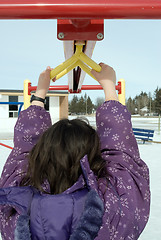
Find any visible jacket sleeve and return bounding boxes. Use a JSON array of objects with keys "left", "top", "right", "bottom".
[
  {"left": 96, "top": 100, "right": 149, "bottom": 182},
  {"left": 96, "top": 100, "right": 150, "bottom": 237},
  {"left": 0, "top": 106, "right": 52, "bottom": 240},
  {"left": 0, "top": 105, "right": 52, "bottom": 188}
]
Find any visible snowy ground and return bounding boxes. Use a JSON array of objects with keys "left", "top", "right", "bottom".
[{"left": 0, "top": 117, "right": 161, "bottom": 240}]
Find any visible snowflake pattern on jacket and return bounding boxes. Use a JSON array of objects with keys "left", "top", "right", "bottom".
[{"left": 0, "top": 101, "right": 150, "bottom": 240}]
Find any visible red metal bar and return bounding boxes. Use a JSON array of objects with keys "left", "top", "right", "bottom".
[
  {"left": 29, "top": 85, "right": 69, "bottom": 92},
  {"left": 29, "top": 84, "right": 120, "bottom": 92},
  {"left": 80, "top": 85, "right": 103, "bottom": 90},
  {"left": 0, "top": 0, "right": 161, "bottom": 19},
  {"left": 0, "top": 143, "right": 13, "bottom": 150}
]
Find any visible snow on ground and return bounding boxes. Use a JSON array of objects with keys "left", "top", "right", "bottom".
[{"left": 0, "top": 117, "right": 161, "bottom": 239}]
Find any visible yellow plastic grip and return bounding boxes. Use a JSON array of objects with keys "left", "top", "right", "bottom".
[{"left": 50, "top": 43, "right": 101, "bottom": 81}]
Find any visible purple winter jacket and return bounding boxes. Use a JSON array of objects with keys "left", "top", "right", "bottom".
[{"left": 0, "top": 100, "right": 150, "bottom": 240}]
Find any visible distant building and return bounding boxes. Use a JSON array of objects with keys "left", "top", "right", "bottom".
[
  {"left": 0, "top": 90, "right": 68, "bottom": 133},
  {"left": 140, "top": 106, "right": 148, "bottom": 116}
]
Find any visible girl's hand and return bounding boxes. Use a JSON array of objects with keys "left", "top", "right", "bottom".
[
  {"left": 91, "top": 63, "right": 118, "bottom": 102},
  {"left": 32, "top": 66, "right": 53, "bottom": 107},
  {"left": 35, "top": 66, "right": 53, "bottom": 98}
]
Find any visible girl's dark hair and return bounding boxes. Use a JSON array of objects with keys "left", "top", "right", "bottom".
[{"left": 21, "top": 118, "right": 107, "bottom": 194}]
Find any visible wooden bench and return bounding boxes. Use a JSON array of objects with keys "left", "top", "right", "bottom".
[{"left": 132, "top": 128, "right": 154, "bottom": 143}]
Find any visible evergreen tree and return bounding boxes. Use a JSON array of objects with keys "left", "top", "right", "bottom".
[
  {"left": 69, "top": 95, "right": 79, "bottom": 114},
  {"left": 77, "top": 96, "right": 86, "bottom": 114},
  {"left": 126, "top": 97, "right": 135, "bottom": 114},
  {"left": 154, "top": 87, "right": 161, "bottom": 115},
  {"left": 69, "top": 94, "right": 94, "bottom": 115},
  {"left": 87, "top": 96, "right": 94, "bottom": 114}
]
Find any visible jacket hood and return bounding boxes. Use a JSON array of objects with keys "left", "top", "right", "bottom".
[{"left": 0, "top": 155, "right": 104, "bottom": 240}]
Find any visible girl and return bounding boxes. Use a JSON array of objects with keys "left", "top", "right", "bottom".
[{"left": 0, "top": 63, "right": 150, "bottom": 240}]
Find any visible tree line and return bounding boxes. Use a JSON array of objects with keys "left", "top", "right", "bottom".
[
  {"left": 69, "top": 87, "right": 161, "bottom": 116},
  {"left": 69, "top": 94, "right": 94, "bottom": 114},
  {"left": 126, "top": 87, "right": 161, "bottom": 115}
]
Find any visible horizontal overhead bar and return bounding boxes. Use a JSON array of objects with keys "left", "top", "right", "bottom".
[
  {"left": 29, "top": 85, "right": 103, "bottom": 92},
  {"left": 28, "top": 84, "right": 121, "bottom": 91},
  {"left": 0, "top": 0, "right": 161, "bottom": 19}
]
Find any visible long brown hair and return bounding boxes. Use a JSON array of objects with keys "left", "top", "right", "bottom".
[{"left": 21, "top": 118, "right": 107, "bottom": 194}]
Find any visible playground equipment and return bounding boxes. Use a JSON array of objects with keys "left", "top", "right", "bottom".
[
  {"left": 0, "top": 102, "right": 24, "bottom": 116},
  {"left": 0, "top": 1, "right": 161, "bottom": 19},
  {"left": 24, "top": 78, "right": 125, "bottom": 109},
  {"left": 0, "top": 1, "right": 161, "bottom": 108},
  {"left": 50, "top": 41, "right": 101, "bottom": 81}
]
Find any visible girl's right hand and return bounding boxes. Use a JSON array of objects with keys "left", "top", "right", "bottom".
[
  {"left": 35, "top": 66, "right": 53, "bottom": 99},
  {"left": 31, "top": 66, "right": 53, "bottom": 107},
  {"left": 91, "top": 63, "right": 118, "bottom": 102}
]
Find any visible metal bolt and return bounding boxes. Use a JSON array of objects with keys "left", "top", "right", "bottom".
[
  {"left": 97, "top": 33, "right": 104, "bottom": 40},
  {"left": 58, "top": 32, "right": 65, "bottom": 39}
]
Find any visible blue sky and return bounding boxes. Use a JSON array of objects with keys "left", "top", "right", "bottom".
[{"left": 0, "top": 19, "right": 161, "bottom": 103}]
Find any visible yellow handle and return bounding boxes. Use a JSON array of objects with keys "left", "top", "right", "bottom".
[
  {"left": 50, "top": 43, "right": 101, "bottom": 81},
  {"left": 78, "top": 60, "right": 96, "bottom": 80},
  {"left": 50, "top": 55, "right": 77, "bottom": 80},
  {"left": 56, "top": 61, "right": 79, "bottom": 80},
  {"left": 79, "top": 52, "right": 101, "bottom": 72}
]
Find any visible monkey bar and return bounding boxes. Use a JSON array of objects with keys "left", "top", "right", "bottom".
[
  {"left": 0, "top": 0, "right": 161, "bottom": 19},
  {"left": 28, "top": 84, "right": 121, "bottom": 92},
  {"left": 1, "top": 0, "right": 159, "bottom": 104},
  {"left": 24, "top": 78, "right": 125, "bottom": 109}
]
